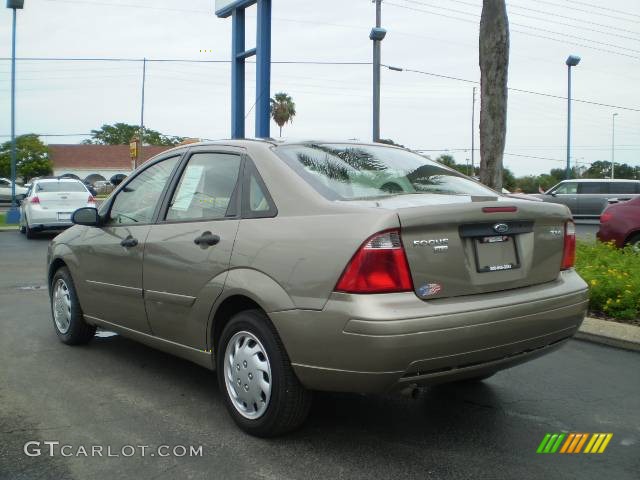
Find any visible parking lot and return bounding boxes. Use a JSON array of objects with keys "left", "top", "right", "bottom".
[{"left": 1, "top": 230, "right": 638, "bottom": 480}]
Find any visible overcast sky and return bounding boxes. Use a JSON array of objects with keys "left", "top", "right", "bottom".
[{"left": 1, "top": 0, "right": 639, "bottom": 176}]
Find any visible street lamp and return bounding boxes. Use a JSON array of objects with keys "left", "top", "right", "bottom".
[
  {"left": 6, "top": 0, "right": 24, "bottom": 224},
  {"left": 611, "top": 113, "right": 618, "bottom": 179},
  {"left": 565, "top": 54, "right": 581, "bottom": 180},
  {"left": 370, "top": 0, "right": 386, "bottom": 142}
]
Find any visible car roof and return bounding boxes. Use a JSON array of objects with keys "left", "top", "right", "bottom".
[
  {"left": 560, "top": 178, "right": 640, "bottom": 183},
  {"left": 35, "top": 178, "right": 83, "bottom": 183},
  {"left": 155, "top": 138, "right": 406, "bottom": 154}
]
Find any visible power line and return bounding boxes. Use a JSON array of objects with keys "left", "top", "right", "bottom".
[
  {"left": 439, "top": 0, "right": 640, "bottom": 42},
  {"left": 0, "top": 56, "right": 638, "bottom": 112},
  {"left": 563, "top": 0, "right": 640, "bottom": 20},
  {"left": 516, "top": 0, "right": 640, "bottom": 24},
  {"left": 389, "top": 1, "right": 640, "bottom": 58},
  {"left": 392, "top": 66, "right": 640, "bottom": 112}
]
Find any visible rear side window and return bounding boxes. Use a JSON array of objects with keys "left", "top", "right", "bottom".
[
  {"left": 579, "top": 182, "right": 608, "bottom": 194},
  {"left": 612, "top": 182, "right": 638, "bottom": 194},
  {"left": 241, "top": 160, "right": 277, "bottom": 218},
  {"left": 36, "top": 182, "right": 86, "bottom": 193},
  {"left": 166, "top": 152, "right": 241, "bottom": 221}
]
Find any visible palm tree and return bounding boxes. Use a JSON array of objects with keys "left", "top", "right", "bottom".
[
  {"left": 270, "top": 92, "right": 296, "bottom": 137},
  {"left": 479, "top": 0, "right": 509, "bottom": 190}
]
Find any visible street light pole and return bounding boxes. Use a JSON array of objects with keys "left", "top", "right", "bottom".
[
  {"left": 611, "top": 113, "right": 618, "bottom": 179},
  {"left": 471, "top": 86, "right": 476, "bottom": 176},
  {"left": 138, "top": 57, "right": 146, "bottom": 170},
  {"left": 565, "top": 55, "right": 581, "bottom": 181},
  {"left": 370, "top": 0, "right": 386, "bottom": 142},
  {"left": 6, "top": 0, "right": 25, "bottom": 224}
]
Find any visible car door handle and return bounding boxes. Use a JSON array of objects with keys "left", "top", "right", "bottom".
[
  {"left": 120, "top": 236, "right": 138, "bottom": 248},
  {"left": 194, "top": 231, "right": 220, "bottom": 247}
]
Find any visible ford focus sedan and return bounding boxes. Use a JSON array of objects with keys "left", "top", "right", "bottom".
[{"left": 47, "top": 140, "right": 588, "bottom": 436}]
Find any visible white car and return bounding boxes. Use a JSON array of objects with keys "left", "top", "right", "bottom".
[
  {"left": 20, "top": 178, "right": 96, "bottom": 238},
  {"left": 0, "top": 177, "right": 28, "bottom": 202}
]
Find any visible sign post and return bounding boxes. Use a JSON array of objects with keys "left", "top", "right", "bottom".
[{"left": 216, "top": 0, "right": 271, "bottom": 139}]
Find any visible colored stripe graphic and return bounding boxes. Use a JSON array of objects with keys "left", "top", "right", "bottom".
[{"left": 537, "top": 433, "right": 613, "bottom": 454}]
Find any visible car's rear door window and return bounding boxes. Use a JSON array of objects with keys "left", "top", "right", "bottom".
[
  {"left": 165, "top": 152, "right": 242, "bottom": 221},
  {"left": 579, "top": 182, "right": 608, "bottom": 194},
  {"left": 612, "top": 182, "right": 638, "bottom": 194}
]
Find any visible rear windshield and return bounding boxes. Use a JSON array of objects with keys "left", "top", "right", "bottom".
[
  {"left": 36, "top": 181, "right": 87, "bottom": 193},
  {"left": 274, "top": 143, "right": 496, "bottom": 200}
]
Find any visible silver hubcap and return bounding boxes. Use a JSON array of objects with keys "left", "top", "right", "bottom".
[
  {"left": 52, "top": 279, "right": 72, "bottom": 334},
  {"left": 632, "top": 241, "right": 640, "bottom": 253},
  {"left": 223, "top": 331, "right": 272, "bottom": 419}
]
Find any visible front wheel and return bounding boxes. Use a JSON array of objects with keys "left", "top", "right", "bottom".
[
  {"left": 50, "top": 267, "right": 96, "bottom": 345},
  {"left": 217, "top": 309, "right": 311, "bottom": 437}
]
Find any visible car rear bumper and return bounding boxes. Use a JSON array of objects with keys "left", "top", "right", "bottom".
[{"left": 271, "top": 269, "right": 588, "bottom": 393}]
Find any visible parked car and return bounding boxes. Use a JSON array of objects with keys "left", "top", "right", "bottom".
[
  {"left": 535, "top": 179, "right": 640, "bottom": 218},
  {"left": 0, "top": 177, "right": 28, "bottom": 202},
  {"left": 597, "top": 197, "right": 640, "bottom": 252},
  {"left": 47, "top": 140, "right": 588, "bottom": 436},
  {"left": 20, "top": 178, "right": 96, "bottom": 238},
  {"left": 94, "top": 180, "right": 115, "bottom": 196}
]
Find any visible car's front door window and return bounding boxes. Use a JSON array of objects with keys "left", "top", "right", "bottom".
[
  {"left": 553, "top": 183, "right": 577, "bottom": 195},
  {"left": 107, "top": 156, "right": 180, "bottom": 225}
]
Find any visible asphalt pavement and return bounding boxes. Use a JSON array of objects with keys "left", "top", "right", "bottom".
[{"left": 0, "top": 231, "right": 638, "bottom": 480}]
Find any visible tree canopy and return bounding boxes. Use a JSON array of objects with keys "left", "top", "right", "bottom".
[
  {"left": 82, "top": 123, "right": 184, "bottom": 146},
  {"left": 270, "top": 93, "right": 296, "bottom": 137},
  {"left": 0, "top": 134, "right": 52, "bottom": 182}
]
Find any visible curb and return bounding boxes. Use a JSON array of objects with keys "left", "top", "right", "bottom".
[{"left": 576, "top": 317, "right": 640, "bottom": 352}]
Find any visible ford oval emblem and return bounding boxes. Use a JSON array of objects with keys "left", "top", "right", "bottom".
[{"left": 493, "top": 223, "right": 509, "bottom": 234}]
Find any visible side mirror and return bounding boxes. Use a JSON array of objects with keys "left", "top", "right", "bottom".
[{"left": 72, "top": 207, "right": 101, "bottom": 226}]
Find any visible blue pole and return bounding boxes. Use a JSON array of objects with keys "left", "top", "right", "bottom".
[
  {"left": 255, "top": 0, "right": 271, "bottom": 138},
  {"left": 231, "top": 8, "right": 245, "bottom": 139},
  {"left": 7, "top": 7, "right": 21, "bottom": 224}
]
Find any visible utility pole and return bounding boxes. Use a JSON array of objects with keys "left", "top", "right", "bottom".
[
  {"left": 138, "top": 57, "right": 147, "bottom": 170},
  {"left": 370, "top": 0, "right": 386, "bottom": 142},
  {"left": 471, "top": 86, "right": 476, "bottom": 176},
  {"left": 611, "top": 113, "right": 618, "bottom": 179}
]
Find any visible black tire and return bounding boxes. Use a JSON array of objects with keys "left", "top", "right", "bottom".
[
  {"left": 50, "top": 267, "right": 96, "bottom": 345},
  {"left": 216, "top": 309, "right": 311, "bottom": 437},
  {"left": 626, "top": 233, "right": 640, "bottom": 253},
  {"left": 453, "top": 371, "right": 496, "bottom": 383},
  {"left": 25, "top": 217, "right": 35, "bottom": 239}
]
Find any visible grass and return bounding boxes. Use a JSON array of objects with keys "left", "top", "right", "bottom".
[
  {"left": 575, "top": 240, "right": 640, "bottom": 323},
  {"left": 0, "top": 213, "right": 6, "bottom": 225}
]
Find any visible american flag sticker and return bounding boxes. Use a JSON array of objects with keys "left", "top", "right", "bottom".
[{"left": 418, "top": 283, "right": 442, "bottom": 297}]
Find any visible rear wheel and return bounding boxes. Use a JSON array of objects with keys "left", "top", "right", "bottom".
[
  {"left": 217, "top": 309, "right": 311, "bottom": 437},
  {"left": 50, "top": 267, "right": 96, "bottom": 345},
  {"left": 626, "top": 233, "right": 640, "bottom": 253},
  {"left": 453, "top": 371, "right": 496, "bottom": 383},
  {"left": 24, "top": 216, "right": 36, "bottom": 239}
]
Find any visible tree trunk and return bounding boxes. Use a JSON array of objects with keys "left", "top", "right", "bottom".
[
  {"left": 479, "top": 0, "right": 509, "bottom": 190},
  {"left": 279, "top": 125, "right": 282, "bottom": 137}
]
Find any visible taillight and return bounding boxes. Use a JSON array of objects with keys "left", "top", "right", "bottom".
[
  {"left": 30, "top": 196, "right": 40, "bottom": 204},
  {"left": 561, "top": 220, "right": 576, "bottom": 270},
  {"left": 335, "top": 229, "right": 413, "bottom": 294},
  {"left": 600, "top": 211, "right": 612, "bottom": 223},
  {"left": 88, "top": 195, "right": 96, "bottom": 204}
]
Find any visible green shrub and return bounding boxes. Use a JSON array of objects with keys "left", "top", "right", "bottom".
[{"left": 575, "top": 241, "right": 640, "bottom": 320}]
